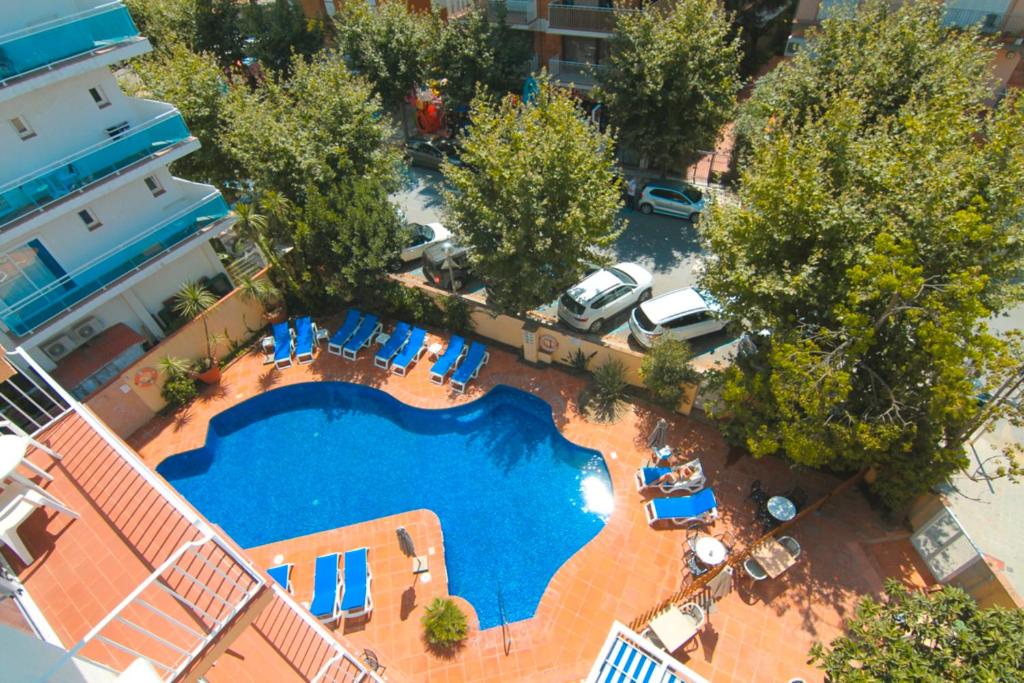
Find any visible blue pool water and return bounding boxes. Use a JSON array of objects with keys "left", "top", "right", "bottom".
[{"left": 157, "top": 383, "right": 612, "bottom": 628}]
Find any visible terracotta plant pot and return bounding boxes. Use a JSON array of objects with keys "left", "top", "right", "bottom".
[{"left": 196, "top": 364, "right": 222, "bottom": 385}]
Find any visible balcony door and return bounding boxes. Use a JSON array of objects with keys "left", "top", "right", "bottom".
[{"left": 0, "top": 239, "right": 69, "bottom": 316}]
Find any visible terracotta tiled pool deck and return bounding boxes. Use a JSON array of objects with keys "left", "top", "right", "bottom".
[{"left": 123, "top": 328, "right": 932, "bottom": 683}]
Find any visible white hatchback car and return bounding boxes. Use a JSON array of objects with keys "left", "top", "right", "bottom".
[
  {"left": 629, "top": 287, "right": 726, "bottom": 349},
  {"left": 558, "top": 263, "right": 654, "bottom": 333},
  {"left": 400, "top": 222, "right": 451, "bottom": 262}
]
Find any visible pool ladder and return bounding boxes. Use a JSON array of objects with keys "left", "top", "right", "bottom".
[{"left": 497, "top": 583, "right": 513, "bottom": 655}]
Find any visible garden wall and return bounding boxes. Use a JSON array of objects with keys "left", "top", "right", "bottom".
[{"left": 85, "top": 272, "right": 269, "bottom": 437}]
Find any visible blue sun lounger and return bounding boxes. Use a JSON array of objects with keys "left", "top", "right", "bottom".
[
  {"left": 267, "top": 563, "right": 293, "bottom": 593},
  {"left": 295, "top": 316, "right": 316, "bottom": 364},
  {"left": 340, "top": 547, "right": 373, "bottom": 618},
  {"left": 429, "top": 335, "right": 465, "bottom": 385},
  {"left": 374, "top": 322, "right": 411, "bottom": 369},
  {"left": 392, "top": 327, "right": 427, "bottom": 376},
  {"left": 644, "top": 488, "right": 718, "bottom": 528},
  {"left": 309, "top": 553, "right": 342, "bottom": 623},
  {"left": 342, "top": 313, "right": 381, "bottom": 361},
  {"left": 272, "top": 321, "right": 293, "bottom": 369},
  {"left": 450, "top": 341, "right": 489, "bottom": 394},
  {"left": 328, "top": 309, "right": 362, "bottom": 356}
]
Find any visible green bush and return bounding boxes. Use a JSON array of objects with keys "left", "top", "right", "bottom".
[
  {"left": 161, "top": 373, "right": 198, "bottom": 408},
  {"left": 421, "top": 597, "right": 468, "bottom": 647},
  {"left": 562, "top": 347, "right": 596, "bottom": 374},
  {"left": 592, "top": 359, "right": 628, "bottom": 407},
  {"left": 375, "top": 281, "right": 445, "bottom": 327},
  {"left": 640, "top": 339, "right": 700, "bottom": 406},
  {"left": 440, "top": 295, "right": 475, "bottom": 335}
]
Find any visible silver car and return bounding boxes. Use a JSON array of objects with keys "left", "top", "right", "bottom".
[
  {"left": 400, "top": 222, "right": 451, "bottom": 262},
  {"left": 558, "top": 263, "right": 654, "bottom": 333},
  {"left": 629, "top": 288, "right": 726, "bottom": 348}
]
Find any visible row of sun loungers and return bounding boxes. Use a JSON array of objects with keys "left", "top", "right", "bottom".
[
  {"left": 268, "top": 547, "right": 373, "bottom": 623},
  {"left": 267, "top": 317, "right": 324, "bottom": 369}
]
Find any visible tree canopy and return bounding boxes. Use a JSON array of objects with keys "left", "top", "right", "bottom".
[
  {"left": 238, "top": 0, "right": 326, "bottom": 76},
  {"left": 810, "top": 580, "right": 1024, "bottom": 681},
  {"left": 442, "top": 78, "right": 623, "bottom": 316},
  {"left": 698, "top": 0, "right": 1024, "bottom": 505},
  {"left": 598, "top": 0, "right": 741, "bottom": 171}
]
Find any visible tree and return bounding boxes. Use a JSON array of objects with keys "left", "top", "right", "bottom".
[
  {"left": 239, "top": 0, "right": 326, "bottom": 76},
  {"left": 810, "top": 580, "right": 1024, "bottom": 681},
  {"left": 124, "top": 44, "right": 236, "bottom": 190},
  {"left": 597, "top": 0, "right": 741, "bottom": 171},
  {"left": 698, "top": 0, "right": 1024, "bottom": 505},
  {"left": 332, "top": 0, "right": 440, "bottom": 109},
  {"left": 173, "top": 282, "right": 218, "bottom": 370},
  {"left": 442, "top": 79, "right": 623, "bottom": 316},
  {"left": 124, "top": 0, "right": 196, "bottom": 53},
  {"left": 724, "top": 0, "right": 796, "bottom": 76},
  {"left": 194, "top": 0, "right": 243, "bottom": 67},
  {"left": 221, "top": 52, "right": 400, "bottom": 203},
  {"left": 436, "top": 6, "right": 532, "bottom": 110}
]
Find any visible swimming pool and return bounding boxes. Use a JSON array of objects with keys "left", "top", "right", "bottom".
[{"left": 157, "top": 382, "right": 612, "bottom": 628}]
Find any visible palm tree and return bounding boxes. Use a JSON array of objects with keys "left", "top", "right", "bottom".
[{"left": 173, "top": 281, "right": 218, "bottom": 368}]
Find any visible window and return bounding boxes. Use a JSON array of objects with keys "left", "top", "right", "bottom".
[
  {"left": 667, "top": 311, "right": 711, "bottom": 329},
  {"left": 10, "top": 116, "right": 35, "bottom": 140},
  {"left": 143, "top": 175, "right": 165, "bottom": 197},
  {"left": 78, "top": 209, "right": 102, "bottom": 231},
  {"left": 88, "top": 86, "right": 110, "bottom": 108}
]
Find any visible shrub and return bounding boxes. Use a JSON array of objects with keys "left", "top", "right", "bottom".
[
  {"left": 562, "top": 347, "right": 596, "bottom": 374},
  {"left": 161, "top": 373, "right": 198, "bottom": 408},
  {"left": 440, "top": 295, "right": 475, "bottom": 335},
  {"left": 375, "top": 281, "right": 444, "bottom": 327},
  {"left": 592, "top": 359, "right": 628, "bottom": 408},
  {"left": 640, "top": 339, "right": 700, "bottom": 406},
  {"left": 421, "top": 598, "right": 468, "bottom": 647}
]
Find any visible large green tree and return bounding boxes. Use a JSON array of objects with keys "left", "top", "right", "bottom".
[
  {"left": 597, "top": 0, "right": 741, "bottom": 171},
  {"left": 810, "top": 580, "right": 1024, "bottom": 681},
  {"left": 194, "top": 0, "right": 243, "bottom": 67},
  {"left": 333, "top": 0, "right": 440, "bottom": 109},
  {"left": 436, "top": 5, "right": 532, "bottom": 110},
  {"left": 443, "top": 78, "right": 623, "bottom": 316},
  {"left": 124, "top": 0, "right": 195, "bottom": 52},
  {"left": 699, "top": 0, "right": 1024, "bottom": 505},
  {"left": 239, "top": 0, "right": 326, "bottom": 75},
  {"left": 220, "top": 52, "right": 400, "bottom": 203}
]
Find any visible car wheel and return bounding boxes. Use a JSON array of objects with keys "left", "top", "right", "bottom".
[
  {"left": 638, "top": 290, "right": 653, "bottom": 304},
  {"left": 689, "top": 212, "right": 702, "bottom": 223},
  {"left": 639, "top": 203, "right": 654, "bottom": 215},
  {"left": 588, "top": 318, "right": 604, "bottom": 333}
]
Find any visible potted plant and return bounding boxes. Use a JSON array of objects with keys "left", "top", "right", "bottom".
[
  {"left": 421, "top": 597, "right": 468, "bottom": 649},
  {"left": 173, "top": 281, "right": 221, "bottom": 384},
  {"left": 239, "top": 276, "right": 286, "bottom": 324}
]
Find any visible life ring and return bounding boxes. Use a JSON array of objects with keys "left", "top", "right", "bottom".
[
  {"left": 134, "top": 367, "right": 158, "bottom": 387},
  {"left": 539, "top": 334, "right": 559, "bottom": 354}
]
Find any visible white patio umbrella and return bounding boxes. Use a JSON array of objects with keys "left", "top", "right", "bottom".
[
  {"left": 396, "top": 526, "right": 415, "bottom": 557},
  {"left": 648, "top": 418, "right": 668, "bottom": 451}
]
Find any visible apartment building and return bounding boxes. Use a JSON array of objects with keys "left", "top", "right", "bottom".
[
  {"left": 786, "top": 0, "right": 1024, "bottom": 92},
  {"left": 0, "top": 1, "right": 238, "bottom": 397}
]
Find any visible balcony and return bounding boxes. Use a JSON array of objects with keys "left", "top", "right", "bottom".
[
  {"left": 485, "top": 0, "right": 533, "bottom": 25},
  {"left": 549, "top": 58, "right": 608, "bottom": 89},
  {"left": 0, "top": 3, "right": 141, "bottom": 86},
  {"left": 0, "top": 110, "right": 192, "bottom": 230},
  {"left": 943, "top": 8, "right": 1004, "bottom": 33},
  {"left": 547, "top": 2, "right": 637, "bottom": 33},
  {"left": 0, "top": 193, "right": 231, "bottom": 336}
]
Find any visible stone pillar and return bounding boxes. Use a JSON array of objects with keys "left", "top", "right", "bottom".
[{"left": 522, "top": 320, "right": 539, "bottom": 364}]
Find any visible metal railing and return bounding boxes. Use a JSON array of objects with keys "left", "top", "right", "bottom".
[
  {"left": 0, "top": 108, "right": 191, "bottom": 229},
  {"left": 942, "top": 7, "right": 1003, "bottom": 32},
  {"left": 484, "top": 0, "right": 532, "bottom": 24},
  {"left": 547, "top": 3, "right": 637, "bottom": 33},
  {"left": 548, "top": 58, "right": 608, "bottom": 88},
  {"left": 0, "top": 2, "right": 141, "bottom": 85}
]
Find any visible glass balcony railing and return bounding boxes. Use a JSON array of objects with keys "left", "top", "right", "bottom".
[
  {"left": 0, "top": 194, "right": 231, "bottom": 336},
  {"left": 485, "top": 0, "right": 532, "bottom": 24},
  {"left": 547, "top": 3, "right": 637, "bottom": 33},
  {"left": 0, "top": 111, "right": 191, "bottom": 229},
  {"left": 0, "top": 3, "right": 140, "bottom": 84},
  {"left": 943, "top": 8, "right": 1003, "bottom": 32},
  {"left": 549, "top": 59, "right": 607, "bottom": 88}
]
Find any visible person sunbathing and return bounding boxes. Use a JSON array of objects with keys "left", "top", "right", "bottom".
[{"left": 654, "top": 464, "right": 697, "bottom": 486}]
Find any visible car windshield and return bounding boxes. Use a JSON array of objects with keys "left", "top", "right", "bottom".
[
  {"left": 682, "top": 187, "right": 703, "bottom": 203},
  {"left": 608, "top": 267, "right": 636, "bottom": 285},
  {"left": 560, "top": 293, "right": 585, "bottom": 315}
]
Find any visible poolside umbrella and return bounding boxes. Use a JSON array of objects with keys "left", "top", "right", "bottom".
[
  {"left": 396, "top": 526, "right": 416, "bottom": 557},
  {"left": 648, "top": 418, "right": 668, "bottom": 451}
]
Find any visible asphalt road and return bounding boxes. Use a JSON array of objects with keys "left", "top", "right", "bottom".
[{"left": 391, "top": 165, "right": 736, "bottom": 356}]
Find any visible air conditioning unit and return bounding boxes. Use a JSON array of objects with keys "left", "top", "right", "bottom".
[
  {"left": 73, "top": 316, "right": 103, "bottom": 342},
  {"left": 42, "top": 334, "right": 78, "bottom": 362}
]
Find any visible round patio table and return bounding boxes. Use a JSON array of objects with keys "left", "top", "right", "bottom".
[
  {"left": 767, "top": 495, "right": 796, "bottom": 522},
  {"left": 695, "top": 536, "right": 727, "bottom": 566}
]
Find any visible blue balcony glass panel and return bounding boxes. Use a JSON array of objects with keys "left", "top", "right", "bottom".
[
  {"left": 0, "top": 4, "right": 140, "bottom": 83},
  {"left": 0, "top": 195, "right": 230, "bottom": 336},
  {"left": 0, "top": 112, "right": 191, "bottom": 228}
]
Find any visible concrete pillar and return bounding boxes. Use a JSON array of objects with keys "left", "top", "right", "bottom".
[{"left": 121, "top": 290, "right": 165, "bottom": 340}]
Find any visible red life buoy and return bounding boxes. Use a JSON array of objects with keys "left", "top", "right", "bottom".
[
  {"left": 134, "top": 367, "right": 158, "bottom": 387},
  {"left": 539, "top": 335, "right": 559, "bottom": 354}
]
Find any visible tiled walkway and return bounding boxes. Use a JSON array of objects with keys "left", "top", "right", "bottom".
[{"left": 127, "top": 325, "right": 929, "bottom": 682}]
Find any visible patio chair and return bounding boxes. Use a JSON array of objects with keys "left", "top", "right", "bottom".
[
  {"left": 684, "top": 549, "right": 708, "bottom": 580},
  {"left": 260, "top": 335, "right": 275, "bottom": 364},
  {"left": 644, "top": 488, "right": 718, "bottom": 528},
  {"left": 778, "top": 535, "right": 802, "bottom": 561},
  {"left": 714, "top": 530, "right": 737, "bottom": 551},
  {"left": 391, "top": 327, "right": 427, "bottom": 376},
  {"left": 450, "top": 341, "right": 489, "bottom": 394},
  {"left": 342, "top": 313, "right": 381, "bottom": 360},
  {"left": 340, "top": 547, "right": 373, "bottom": 619},
  {"left": 272, "top": 321, "right": 293, "bottom": 369},
  {"left": 0, "top": 487, "right": 51, "bottom": 565},
  {"left": 294, "top": 316, "right": 316, "bottom": 364},
  {"left": 267, "top": 563, "right": 293, "bottom": 593},
  {"left": 429, "top": 335, "right": 466, "bottom": 385},
  {"left": 642, "top": 602, "right": 705, "bottom": 653},
  {"left": 374, "top": 322, "right": 411, "bottom": 369},
  {"left": 742, "top": 557, "right": 768, "bottom": 582},
  {"left": 328, "top": 309, "right": 362, "bottom": 356},
  {"left": 634, "top": 458, "right": 706, "bottom": 494},
  {"left": 748, "top": 479, "right": 768, "bottom": 507},
  {"left": 785, "top": 486, "right": 808, "bottom": 512},
  {"left": 362, "top": 649, "right": 386, "bottom": 675},
  {"left": 309, "top": 553, "right": 342, "bottom": 623}
]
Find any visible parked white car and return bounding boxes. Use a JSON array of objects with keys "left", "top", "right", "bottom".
[
  {"left": 558, "top": 263, "right": 654, "bottom": 333},
  {"left": 629, "top": 287, "right": 726, "bottom": 349},
  {"left": 400, "top": 222, "right": 451, "bottom": 262}
]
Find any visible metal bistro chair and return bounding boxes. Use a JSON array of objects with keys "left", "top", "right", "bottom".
[
  {"left": 778, "top": 535, "right": 802, "bottom": 561},
  {"left": 362, "top": 648, "right": 386, "bottom": 675},
  {"left": 749, "top": 479, "right": 769, "bottom": 507},
  {"left": 742, "top": 557, "right": 769, "bottom": 582},
  {"left": 684, "top": 549, "right": 709, "bottom": 580},
  {"left": 784, "top": 486, "right": 808, "bottom": 512}
]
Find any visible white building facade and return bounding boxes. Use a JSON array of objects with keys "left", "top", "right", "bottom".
[{"left": 0, "top": 0, "right": 237, "bottom": 395}]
